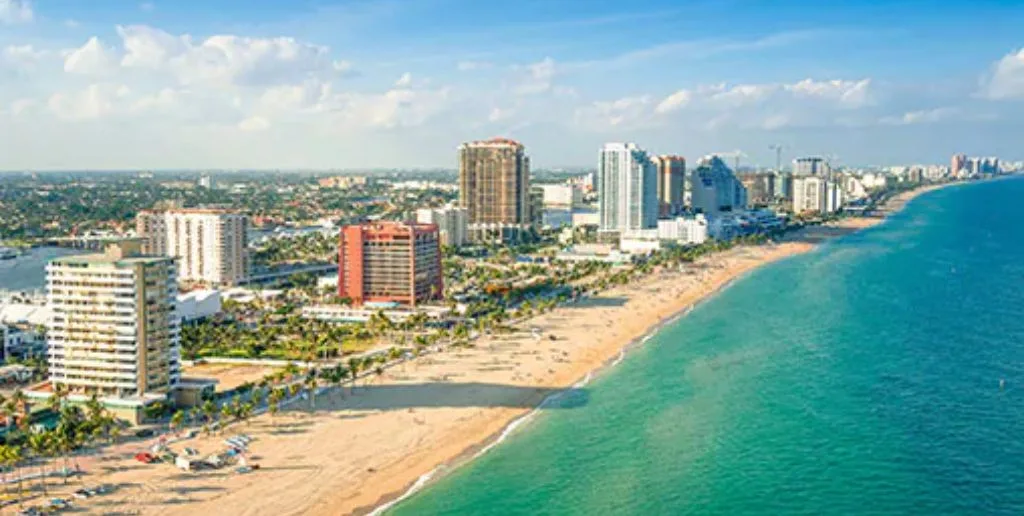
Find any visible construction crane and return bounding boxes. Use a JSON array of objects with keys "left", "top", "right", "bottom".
[{"left": 769, "top": 144, "right": 784, "bottom": 173}]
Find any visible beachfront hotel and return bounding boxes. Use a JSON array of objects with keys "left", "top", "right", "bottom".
[
  {"left": 338, "top": 221, "right": 444, "bottom": 307},
  {"left": 136, "top": 209, "right": 250, "bottom": 286},
  {"left": 597, "top": 142, "right": 659, "bottom": 236},
  {"left": 38, "top": 240, "right": 181, "bottom": 422},
  {"left": 458, "top": 137, "right": 531, "bottom": 242}
]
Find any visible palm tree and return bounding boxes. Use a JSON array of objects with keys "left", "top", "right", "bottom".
[
  {"left": 27, "top": 432, "right": 50, "bottom": 495},
  {"left": 2, "top": 445, "right": 24, "bottom": 507},
  {"left": 240, "top": 402, "right": 255, "bottom": 426},
  {"left": 201, "top": 400, "right": 216, "bottom": 424},
  {"left": 170, "top": 410, "right": 185, "bottom": 435},
  {"left": 304, "top": 375, "right": 318, "bottom": 411},
  {"left": 52, "top": 430, "right": 74, "bottom": 484},
  {"left": 283, "top": 362, "right": 301, "bottom": 382},
  {"left": 219, "top": 404, "right": 233, "bottom": 432},
  {"left": 347, "top": 358, "right": 361, "bottom": 393},
  {"left": 47, "top": 383, "right": 69, "bottom": 414},
  {"left": 0, "top": 445, "right": 12, "bottom": 502},
  {"left": 9, "top": 390, "right": 27, "bottom": 431}
]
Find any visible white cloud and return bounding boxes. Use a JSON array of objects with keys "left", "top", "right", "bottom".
[
  {"left": 981, "top": 48, "right": 1024, "bottom": 100},
  {"left": 656, "top": 78, "right": 873, "bottom": 118},
  {"left": 139, "top": 2, "right": 155, "bottom": 11},
  {"left": 258, "top": 80, "right": 331, "bottom": 112},
  {"left": 655, "top": 90, "right": 692, "bottom": 114},
  {"left": 64, "top": 37, "right": 118, "bottom": 75},
  {"left": 238, "top": 115, "right": 270, "bottom": 131},
  {"left": 322, "top": 85, "right": 451, "bottom": 130},
  {"left": 785, "top": 78, "right": 872, "bottom": 107},
  {"left": 8, "top": 98, "right": 34, "bottom": 116},
  {"left": 457, "top": 60, "right": 492, "bottom": 71},
  {"left": 48, "top": 84, "right": 131, "bottom": 120},
  {"left": 574, "top": 95, "right": 652, "bottom": 130},
  {"left": 514, "top": 57, "right": 555, "bottom": 95},
  {"left": 395, "top": 72, "right": 412, "bottom": 87},
  {"left": 0, "top": 0, "right": 32, "bottom": 24},
  {"left": 488, "top": 106, "right": 513, "bottom": 122},
  {"left": 2, "top": 44, "right": 48, "bottom": 69},
  {"left": 116, "top": 25, "right": 344, "bottom": 88}
]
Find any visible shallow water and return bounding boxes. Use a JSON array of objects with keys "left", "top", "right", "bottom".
[{"left": 391, "top": 177, "right": 1024, "bottom": 515}]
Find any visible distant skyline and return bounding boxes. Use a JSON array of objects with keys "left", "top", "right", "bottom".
[{"left": 2, "top": 0, "right": 1024, "bottom": 170}]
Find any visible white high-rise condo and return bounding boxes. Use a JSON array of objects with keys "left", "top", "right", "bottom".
[
  {"left": 137, "top": 209, "right": 250, "bottom": 286},
  {"left": 598, "top": 143, "right": 658, "bottom": 234},
  {"left": 416, "top": 206, "right": 468, "bottom": 248},
  {"left": 43, "top": 240, "right": 180, "bottom": 421},
  {"left": 792, "top": 176, "right": 843, "bottom": 214}
]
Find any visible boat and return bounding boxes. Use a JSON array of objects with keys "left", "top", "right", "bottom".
[{"left": 0, "top": 248, "right": 16, "bottom": 260}]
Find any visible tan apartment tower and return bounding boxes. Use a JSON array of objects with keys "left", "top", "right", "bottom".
[
  {"left": 654, "top": 155, "right": 686, "bottom": 217},
  {"left": 43, "top": 240, "right": 180, "bottom": 420},
  {"left": 458, "top": 138, "right": 531, "bottom": 226}
]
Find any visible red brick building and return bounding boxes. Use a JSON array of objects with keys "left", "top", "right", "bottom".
[{"left": 338, "top": 221, "right": 443, "bottom": 307}]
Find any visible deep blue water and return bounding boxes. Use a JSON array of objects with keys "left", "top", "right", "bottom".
[{"left": 391, "top": 177, "right": 1024, "bottom": 515}]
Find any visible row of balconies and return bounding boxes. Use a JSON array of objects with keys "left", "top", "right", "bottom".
[{"left": 50, "top": 366, "right": 137, "bottom": 380}]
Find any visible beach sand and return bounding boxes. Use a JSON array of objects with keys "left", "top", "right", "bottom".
[{"left": 21, "top": 185, "right": 943, "bottom": 516}]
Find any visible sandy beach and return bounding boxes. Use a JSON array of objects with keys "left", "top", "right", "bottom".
[{"left": 12, "top": 184, "right": 948, "bottom": 516}]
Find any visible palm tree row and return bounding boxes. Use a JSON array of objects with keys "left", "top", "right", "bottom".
[{"left": 0, "top": 387, "right": 122, "bottom": 507}]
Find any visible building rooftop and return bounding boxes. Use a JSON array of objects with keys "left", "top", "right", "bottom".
[{"left": 49, "top": 239, "right": 172, "bottom": 268}]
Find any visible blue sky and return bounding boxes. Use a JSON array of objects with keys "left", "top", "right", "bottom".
[{"left": 2, "top": 0, "right": 1024, "bottom": 170}]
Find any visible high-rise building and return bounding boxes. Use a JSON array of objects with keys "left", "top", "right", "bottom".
[
  {"left": 44, "top": 240, "right": 180, "bottom": 419},
  {"left": 529, "top": 186, "right": 545, "bottom": 227},
  {"left": 136, "top": 210, "right": 168, "bottom": 256},
  {"left": 598, "top": 142, "right": 658, "bottom": 234},
  {"left": 792, "top": 176, "right": 843, "bottom": 214},
  {"left": 338, "top": 222, "right": 443, "bottom": 307},
  {"left": 951, "top": 154, "right": 967, "bottom": 176},
  {"left": 137, "top": 210, "right": 250, "bottom": 286},
  {"left": 689, "top": 155, "right": 748, "bottom": 215},
  {"left": 458, "top": 138, "right": 531, "bottom": 237},
  {"left": 654, "top": 155, "right": 686, "bottom": 217},
  {"left": 793, "top": 157, "right": 829, "bottom": 176},
  {"left": 738, "top": 172, "right": 776, "bottom": 206},
  {"left": 416, "top": 206, "right": 468, "bottom": 248}
]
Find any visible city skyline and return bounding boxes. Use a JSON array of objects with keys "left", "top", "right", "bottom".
[{"left": 3, "top": 0, "right": 1024, "bottom": 170}]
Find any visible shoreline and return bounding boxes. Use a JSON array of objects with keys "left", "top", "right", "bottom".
[
  {"left": 362, "top": 181, "right": 957, "bottom": 515},
  {"left": 22, "top": 181, "right": 957, "bottom": 516}
]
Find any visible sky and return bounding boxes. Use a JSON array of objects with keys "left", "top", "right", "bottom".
[{"left": 2, "top": 0, "right": 1024, "bottom": 170}]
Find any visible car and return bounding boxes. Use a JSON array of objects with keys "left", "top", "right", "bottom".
[
  {"left": 135, "top": 428, "right": 155, "bottom": 438},
  {"left": 73, "top": 489, "right": 90, "bottom": 499}
]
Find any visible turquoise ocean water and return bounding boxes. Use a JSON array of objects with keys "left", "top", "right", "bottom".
[{"left": 390, "top": 177, "right": 1024, "bottom": 515}]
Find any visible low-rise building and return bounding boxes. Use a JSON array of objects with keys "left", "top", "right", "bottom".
[
  {"left": 176, "top": 290, "right": 222, "bottom": 323},
  {"left": 656, "top": 215, "right": 709, "bottom": 245},
  {"left": 302, "top": 303, "right": 452, "bottom": 324},
  {"left": 318, "top": 176, "right": 368, "bottom": 188},
  {"left": 538, "top": 184, "right": 583, "bottom": 208}
]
